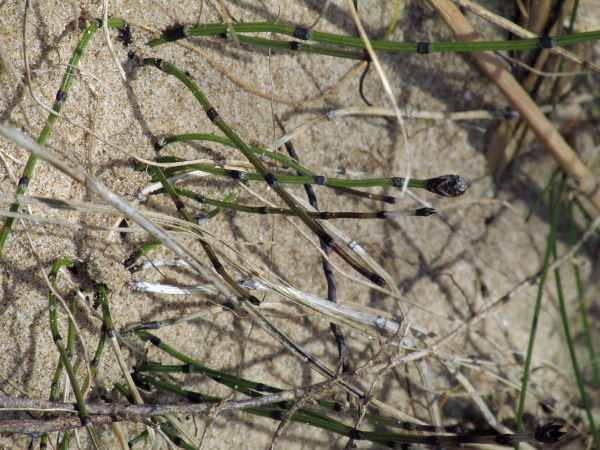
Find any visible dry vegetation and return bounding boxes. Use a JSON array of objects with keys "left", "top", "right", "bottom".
[{"left": 0, "top": 0, "right": 599, "bottom": 448}]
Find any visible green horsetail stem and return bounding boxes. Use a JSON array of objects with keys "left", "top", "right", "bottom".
[
  {"left": 0, "top": 18, "right": 127, "bottom": 254},
  {"left": 48, "top": 259, "right": 100, "bottom": 448},
  {"left": 40, "top": 295, "right": 76, "bottom": 449},
  {"left": 134, "top": 368, "right": 565, "bottom": 446},
  {"left": 42, "top": 283, "right": 107, "bottom": 448},
  {"left": 553, "top": 221, "right": 600, "bottom": 448},
  {"left": 153, "top": 134, "right": 402, "bottom": 203},
  {"left": 132, "top": 330, "right": 564, "bottom": 446},
  {"left": 148, "top": 21, "right": 600, "bottom": 60},
  {"left": 136, "top": 368, "right": 565, "bottom": 446},
  {"left": 141, "top": 154, "right": 469, "bottom": 197},
  {"left": 515, "top": 176, "right": 564, "bottom": 448},
  {"left": 156, "top": 186, "right": 436, "bottom": 220},
  {"left": 568, "top": 203, "right": 600, "bottom": 390},
  {"left": 144, "top": 58, "right": 390, "bottom": 287}
]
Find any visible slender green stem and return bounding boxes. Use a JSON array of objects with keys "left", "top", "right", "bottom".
[
  {"left": 134, "top": 332, "right": 374, "bottom": 427},
  {"left": 56, "top": 295, "right": 78, "bottom": 450},
  {"left": 0, "top": 18, "right": 126, "bottom": 254},
  {"left": 134, "top": 368, "right": 562, "bottom": 446},
  {"left": 152, "top": 135, "right": 469, "bottom": 197},
  {"left": 144, "top": 161, "right": 396, "bottom": 204},
  {"left": 83, "top": 330, "right": 106, "bottom": 395},
  {"left": 159, "top": 186, "right": 435, "bottom": 219},
  {"left": 135, "top": 370, "right": 406, "bottom": 445},
  {"left": 144, "top": 59, "right": 390, "bottom": 286},
  {"left": 134, "top": 364, "right": 435, "bottom": 432},
  {"left": 132, "top": 330, "right": 563, "bottom": 444},
  {"left": 552, "top": 222, "right": 600, "bottom": 448},
  {"left": 48, "top": 259, "right": 100, "bottom": 449},
  {"left": 568, "top": 204, "right": 600, "bottom": 389},
  {"left": 42, "top": 294, "right": 107, "bottom": 449},
  {"left": 515, "top": 176, "right": 564, "bottom": 449},
  {"left": 150, "top": 164, "right": 262, "bottom": 304},
  {"left": 137, "top": 371, "right": 349, "bottom": 430},
  {"left": 549, "top": 0, "right": 582, "bottom": 106},
  {"left": 133, "top": 372, "right": 361, "bottom": 439},
  {"left": 154, "top": 135, "right": 399, "bottom": 203},
  {"left": 40, "top": 295, "right": 76, "bottom": 448},
  {"left": 148, "top": 21, "right": 600, "bottom": 57},
  {"left": 149, "top": 156, "right": 435, "bottom": 189},
  {"left": 525, "top": 170, "right": 560, "bottom": 223},
  {"left": 134, "top": 331, "right": 279, "bottom": 392},
  {"left": 123, "top": 192, "right": 237, "bottom": 270},
  {"left": 40, "top": 358, "right": 65, "bottom": 449}
]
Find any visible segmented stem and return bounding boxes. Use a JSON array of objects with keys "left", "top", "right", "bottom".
[
  {"left": 0, "top": 18, "right": 127, "bottom": 254},
  {"left": 150, "top": 164, "right": 262, "bottom": 304},
  {"left": 156, "top": 186, "right": 436, "bottom": 220},
  {"left": 144, "top": 58, "right": 388, "bottom": 286},
  {"left": 133, "top": 331, "right": 565, "bottom": 447},
  {"left": 148, "top": 21, "right": 600, "bottom": 60},
  {"left": 48, "top": 259, "right": 99, "bottom": 448}
]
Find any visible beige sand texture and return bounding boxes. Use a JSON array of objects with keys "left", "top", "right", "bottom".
[{"left": 0, "top": 0, "right": 599, "bottom": 448}]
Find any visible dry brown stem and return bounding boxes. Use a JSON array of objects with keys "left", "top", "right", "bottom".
[{"left": 427, "top": 0, "right": 600, "bottom": 210}]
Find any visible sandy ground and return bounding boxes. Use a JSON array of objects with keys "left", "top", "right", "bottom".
[{"left": 0, "top": 0, "right": 599, "bottom": 448}]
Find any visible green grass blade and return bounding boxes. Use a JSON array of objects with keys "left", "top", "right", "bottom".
[
  {"left": 514, "top": 176, "right": 564, "bottom": 449},
  {"left": 568, "top": 204, "right": 600, "bottom": 389},
  {"left": 552, "top": 224, "right": 600, "bottom": 447}
]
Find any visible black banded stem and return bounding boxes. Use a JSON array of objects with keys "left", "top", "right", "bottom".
[
  {"left": 48, "top": 259, "right": 99, "bottom": 448},
  {"left": 143, "top": 156, "right": 469, "bottom": 197},
  {"left": 132, "top": 331, "right": 565, "bottom": 447},
  {"left": 150, "top": 164, "right": 262, "bottom": 305},
  {"left": 148, "top": 22, "right": 600, "bottom": 64},
  {"left": 0, "top": 18, "right": 127, "bottom": 254},
  {"left": 143, "top": 58, "right": 387, "bottom": 287},
  {"left": 157, "top": 186, "right": 436, "bottom": 220}
]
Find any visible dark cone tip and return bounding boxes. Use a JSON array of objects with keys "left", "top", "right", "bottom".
[
  {"left": 416, "top": 207, "right": 436, "bottom": 216},
  {"left": 373, "top": 275, "right": 386, "bottom": 287},
  {"left": 248, "top": 296, "right": 261, "bottom": 306},
  {"left": 535, "top": 423, "right": 566, "bottom": 444},
  {"left": 426, "top": 175, "right": 470, "bottom": 197}
]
